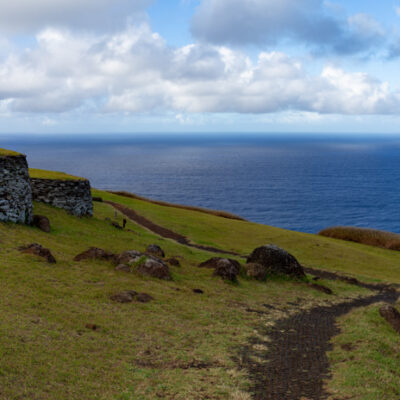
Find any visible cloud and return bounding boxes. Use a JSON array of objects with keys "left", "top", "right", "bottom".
[
  {"left": 0, "top": 24, "right": 399, "bottom": 116},
  {"left": 397, "top": 6, "right": 400, "bottom": 16},
  {"left": 190, "top": 0, "right": 384, "bottom": 55},
  {"left": 0, "top": 0, "right": 151, "bottom": 33}
]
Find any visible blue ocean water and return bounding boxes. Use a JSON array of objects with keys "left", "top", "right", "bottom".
[{"left": 2, "top": 134, "right": 399, "bottom": 234}]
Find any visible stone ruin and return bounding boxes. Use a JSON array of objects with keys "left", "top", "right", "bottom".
[
  {"left": 0, "top": 149, "right": 93, "bottom": 223},
  {"left": 30, "top": 178, "right": 93, "bottom": 217},
  {"left": 0, "top": 152, "right": 33, "bottom": 224}
]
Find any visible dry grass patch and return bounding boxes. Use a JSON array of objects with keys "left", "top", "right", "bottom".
[
  {"left": 319, "top": 226, "right": 400, "bottom": 251},
  {"left": 0, "top": 148, "right": 21, "bottom": 156}
]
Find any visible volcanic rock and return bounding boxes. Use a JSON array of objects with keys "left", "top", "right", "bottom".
[
  {"left": 136, "top": 258, "right": 171, "bottom": 280},
  {"left": 74, "top": 247, "right": 115, "bottom": 262},
  {"left": 146, "top": 244, "right": 165, "bottom": 258},
  {"left": 32, "top": 215, "right": 51, "bottom": 233},
  {"left": 247, "top": 245, "right": 305, "bottom": 279},
  {"left": 19, "top": 243, "right": 56, "bottom": 264}
]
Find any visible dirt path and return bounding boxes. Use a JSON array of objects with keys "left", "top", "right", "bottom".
[
  {"left": 107, "top": 200, "right": 399, "bottom": 399},
  {"left": 236, "top": 289, "right": 399, "bottom": 400},
  {"left": 106, "top": 201, "right": 242, "bottom": 257}
]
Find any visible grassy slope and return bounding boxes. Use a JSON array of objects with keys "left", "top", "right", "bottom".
[
  {"left": 95, "top": 190, "right": 400, "bottom": 283},
  {"left": 0, "top": 148, "right": 21, "bottom": 156},
  {"left": 327, "top": 300, "right": 400, "bottom": 400},
  {"left": 29, "top": 168, "right": 86, "bottom": 181},
  {"left": 0, "top": 189, "right": 399, "bottom": 399}
]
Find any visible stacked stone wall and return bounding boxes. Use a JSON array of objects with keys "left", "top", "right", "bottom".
[
  {"left": 0, "top": 155, "right": 33, "bottom": 224},
  {"left": 30, "top": 178, "right": 93, "bottom": 217}
]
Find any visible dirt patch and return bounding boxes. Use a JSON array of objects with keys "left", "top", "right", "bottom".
[{"left": 235, "top": 290, "right": 399, "bottom": 400}]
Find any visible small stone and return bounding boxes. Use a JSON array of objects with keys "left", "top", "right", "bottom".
[
  {"left": 92, "top": 197, "right": 103, "bottom": 202},
  {"left": 146, "top": 244, "right": 165, "bottom": 258},
  {"left": 74, "top": 247, "right": 115, "bottom": 262},
  {"left": 110, "top": 291, "right": 138, "bottom": 303},
  {"left": 85, "top": 323, "right": 99, "bottom": 331},
  {"left": 193, "top": 289, "right": 204, "bottom": 294},
  {"left": 166, "top": 257, "right": 181, "bottom": 267},
  {"left": 32, "top": 215, "right": 51, "bottom": 233},
  {"left": 111, "top": 221, "right": 122, "bottom": 229},
  {"left": 136, "top": 293, "right": 154, "bottom": 303}
]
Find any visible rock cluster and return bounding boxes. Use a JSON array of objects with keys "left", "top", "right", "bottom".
[
  {"left": 198, "top": 257, "right": 241, "bottom": 282},
  {"left": 30, "top": 178, "right": 93, "bottom": 217},
  {"left": 0, "top": 154, "right": 33, "bottom": 224}
]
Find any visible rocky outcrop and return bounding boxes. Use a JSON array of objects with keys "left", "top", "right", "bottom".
[
  {"left": 0, "top": 153, "right": 33, "bottom": 224},
  {"left": 18, "top": 243, "right": 56, "bottom": 263},
  {"left": 198, "top": 257, "right": 241, "bottom": 282},
  {"left": 247, "top": 245, "right": 305, "bottom": 279},
  {"left": 30, "top": 178, "right": 93, "bottom": 217}
]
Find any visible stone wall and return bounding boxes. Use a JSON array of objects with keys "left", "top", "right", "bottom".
[
  {"left": 30, "top": 178, "right": 93, "bottom": 217},
  {"left": 0, "top": 154, "right": 33, "bottom": 224}
]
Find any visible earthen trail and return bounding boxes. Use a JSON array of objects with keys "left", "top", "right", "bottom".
[{"left": 236, "top": 289, "right": 399, "bottom": 400}]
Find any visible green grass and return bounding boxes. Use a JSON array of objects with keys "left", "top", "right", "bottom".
[
  {"left": 0, "top": 147, "right": 21, "bottom": 156},
  {"left": 93, "top": 189, "right": 400, "bottom": 284},
  {"left": 29, "top": 168, "right": 86, "bottom": 181},
  {"left": 328, "top": 300, "right": 400, "bottom": 400},
  {"left": 0, "top": 188, "right": 399, "bottom": 399}
]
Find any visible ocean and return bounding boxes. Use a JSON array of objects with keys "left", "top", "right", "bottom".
[{"left": 2, "top": 134, "right": 399, "bottom": 234}]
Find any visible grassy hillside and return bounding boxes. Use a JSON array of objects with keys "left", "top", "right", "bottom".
[
  {"left": 0, "top": 188, "right": 399, "bottom": 399},
  {"left": 29, "top": 168, "right": 86, "bottom": 181},
  {"left": 0, "top": 148, "right": 21, "bottom": 156}
]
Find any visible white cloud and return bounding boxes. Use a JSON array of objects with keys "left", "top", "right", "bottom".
[
  {"left": 191, "top": 0, "right": 384, "bottom": 55},
  {"left": 0, "top": 24, "right": 399, "bottom": 117},
  {"left": 0, "top": 0, "right": 151, "bottom": 33}
]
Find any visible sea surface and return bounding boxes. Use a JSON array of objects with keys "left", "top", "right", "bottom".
[{"left": 2, "top": 134, "right": 399, "bottom": 234}]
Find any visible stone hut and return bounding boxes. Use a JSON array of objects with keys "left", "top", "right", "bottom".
[
  {"left": 0, "top": 149, "right": 33, "bottom": 224},
  {"left": 30, "top": 169, "right": 93, "bottom": 217}
]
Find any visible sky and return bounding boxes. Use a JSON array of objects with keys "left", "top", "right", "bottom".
[{"left": 1, "top": 0, "right": 400, "bottom": 134}]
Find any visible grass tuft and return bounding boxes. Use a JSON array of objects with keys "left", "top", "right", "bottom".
[{"left": 319, "top": 226, "right": 400, "bottom": 251}]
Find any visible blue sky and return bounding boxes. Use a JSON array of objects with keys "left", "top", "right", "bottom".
[{"left": 1, "top": 0, "right": 400, "bottom": 134}]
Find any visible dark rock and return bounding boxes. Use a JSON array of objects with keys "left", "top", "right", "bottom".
[
  {"left": 198, "top": 257, "right": 241, "bottom": 282},
  {"left": 115, "top": 264, "right": 131, "bottom": 273},
  {"left": 74, "top": 247, "right": 115, "bottom": 262},
  {"left": 85, "top": 323, "right": 99, "bottom": 331},
  {"left": 18, "top": 243, "right": 56, "bottom": 263},
  {"left": 379, "top": 304, "right": 400, "bottom": 334},
  {"left": 32, "top": 215, "right": 51, "bottom": 233},
  {"left": 146, "top": 244, "right": 165, "bottom": 258},
  {"left": 110, "top": 290, "right": 138, "bottom": 303},
  {"left": 115, "top": 250, "right": 143, "bottom": 265},
  {"left": 166, "top": 257, "right": 181, "bottom": 267},
  {"left": 193, "top": 289, "right": 204, "bottom": 294},
  {"left": 136, "top": 258, "right": 171, "bottom": 280},
  {"left": 92, "top": 197, "right": 103, "bottom": 202},
  {"left": 246, "top": 263, "right": 267, "bottom": 281},
  {"left": 136, "top": 293, "right": 154, "bottom": 303},
  {"left": 246, "top": 245, "right": 305, "bottom": 279}
]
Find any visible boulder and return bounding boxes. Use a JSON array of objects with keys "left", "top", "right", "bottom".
[
  {"left": 146, "top": 244, "right": 165, "bottom": 258},
  {"left": 115, "top": 250, "right": 143, "bottom": 265},
  {"left": 213, "top": 258, "right": 241, "bottom": 282},
  {"left": 379, "top": 304, "right": 400, "bottom": 334},
  {"left": 110, "top": 290, "right": 138, "bottom": 303},
  {"left": 246, "top": 245, "right": 305, "bottom": 279},
  {"left": 32, "top": 215, "right": 51, "bottom": 233},
  {"left": 74, "top": 247, "right": 115, "bottom": 262},
  {"left": 198, "top": 257, "right": 241, "bottom": 282},
  {"left": 136, "top": 258, "right": 171, "bottom": 280},
  {"left": 18, "top": 243, "right": 56, "bottom": 264},
  {"left": 246, "top": 263, "right": 267, "bottom": 281}
]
